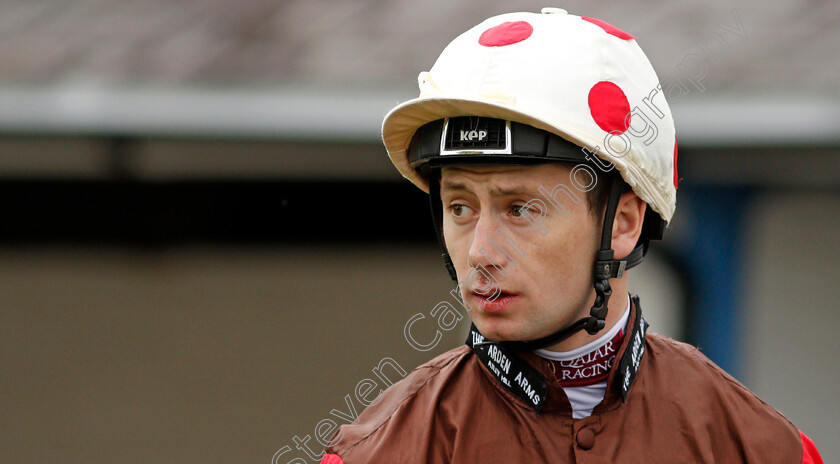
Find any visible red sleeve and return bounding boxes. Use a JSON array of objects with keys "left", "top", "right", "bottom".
[
  {"left": 800, "top": 431, "right": 823, "bottom": 464},
  {"left": 319, "top": 453, "right": 344, "bottom": 464}
]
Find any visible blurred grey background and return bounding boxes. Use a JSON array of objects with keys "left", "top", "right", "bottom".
[{"left": 0, "top": 0, "right": 838, "bottom": 463}]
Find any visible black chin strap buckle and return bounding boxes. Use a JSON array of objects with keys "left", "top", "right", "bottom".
[{"left": 587, "top": 249, "right": 615, "bottom": 335}]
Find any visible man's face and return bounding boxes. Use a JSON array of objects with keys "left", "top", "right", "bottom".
[{"left": 440, "top": 164, "right": 601, "bottom": 343}]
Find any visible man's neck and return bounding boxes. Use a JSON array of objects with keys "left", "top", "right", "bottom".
[{"left": 543, "top": 291, "right": 631, "bottom": 352}]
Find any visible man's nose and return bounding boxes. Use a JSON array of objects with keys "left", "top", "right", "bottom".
[{"left": 467, "top": 212, "right": 513, "bottom": 274}]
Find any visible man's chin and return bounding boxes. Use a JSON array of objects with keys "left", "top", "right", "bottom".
[
  {"left": 472, "top": 319, "right": 532, "bottom": 343},
  {"left": 473, "top": 315, "right": 574, "bottom": 345}
]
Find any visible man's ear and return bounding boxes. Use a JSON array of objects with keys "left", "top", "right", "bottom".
[{"left": 611, "top": 191, "right": 646, "bottom": 260}]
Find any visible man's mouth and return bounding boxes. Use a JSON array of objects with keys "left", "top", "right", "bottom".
[{"left": 471, "top": 289, "right": 519, "bottom": 314}]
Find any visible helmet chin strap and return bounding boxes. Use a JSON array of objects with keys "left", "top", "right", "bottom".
[
  {"left": 429, "top": 175, "right": 646, "bottom": 351},
  {"left": 428, "top": 176, "right": 458, "bottom": 281}
]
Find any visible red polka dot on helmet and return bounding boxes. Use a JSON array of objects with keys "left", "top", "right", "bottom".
[
  {"left": 581, "top": 17, "right": 634, "bottom": 40},
  {"left": 588, "top": 81, "right": 631, "bottom": 134},
  {"left": 479, "top": 21, "right": 534, "bottom": 47},
  {"left": 673, "top": 138, "right": 680, "bottom": 189}
]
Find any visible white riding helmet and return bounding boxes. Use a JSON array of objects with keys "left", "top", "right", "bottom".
[{"left": 382, "top": 7, "right": 678, "bottom": 224}]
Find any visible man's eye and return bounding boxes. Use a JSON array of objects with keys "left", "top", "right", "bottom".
[
  {"left": 510, "top": 205, "right": 532, "bottom": 217},
  {"left": 450, "top": 204, "right": 473, "bottom": 217}
]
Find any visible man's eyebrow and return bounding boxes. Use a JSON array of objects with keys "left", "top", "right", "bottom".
[
  {"left": 489, "top": 186, "right": 533, "bottom": 197},
  {"left": 440, "top": 180, "right": 534, "bottom": 197},
  {"left": 440, "top": 180, "right": 471, "bottom": 193}
]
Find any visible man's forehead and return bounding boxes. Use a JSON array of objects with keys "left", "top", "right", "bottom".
[
  {"left": 440, "top": 164, "right": 565, "bottom": 195},
  {"left": 441, "top": 164, "right": 567, "bottom": 180}
]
